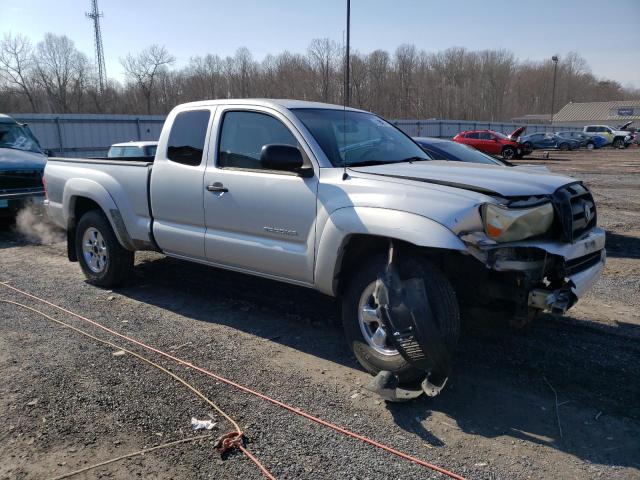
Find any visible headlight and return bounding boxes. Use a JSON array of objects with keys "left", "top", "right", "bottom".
[{"left": 482, "top": 202, "right": 554, "bottom": 242}]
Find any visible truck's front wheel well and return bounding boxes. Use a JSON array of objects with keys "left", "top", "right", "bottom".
[
  {"left": 335, "top": 234, "right": 461, "bottom": 296},
  {"left": 67, "top": 197, "right": 102, "bottom": 262}
]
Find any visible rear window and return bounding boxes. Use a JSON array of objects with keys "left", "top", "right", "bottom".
[{"left": 167, "top": 110, "right": 211, "bottom": 166}]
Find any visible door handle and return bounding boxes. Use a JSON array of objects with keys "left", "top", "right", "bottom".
[{"left": 206, "top": 182, "right": 228, "bottom": 193}]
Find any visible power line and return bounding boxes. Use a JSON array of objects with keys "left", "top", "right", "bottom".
[{"left": 86, "top": 0, "right": 107, "bottom": 93}]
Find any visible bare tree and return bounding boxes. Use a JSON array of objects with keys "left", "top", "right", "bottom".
[
  {"left": 308, "top": 38, "right": 339, "bottom": 102},
  {"left": 33, "top": 33, "right": 90, "bottom": 113},
  {"left": 121, "top": 45, "right": 175, "bottom": 114},
  {"left": 0, "top": 33, "right": 38, "bottom": 110}
]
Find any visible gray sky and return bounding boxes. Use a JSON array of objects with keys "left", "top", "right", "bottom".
[{"left": 2, "top": 0, "right": 639, "bottom": 87}]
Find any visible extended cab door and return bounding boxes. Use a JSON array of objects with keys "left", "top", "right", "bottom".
[
  {"left": 202, "top": 106, "right": 319, "bottom": 284},
  {"left": 150, "top": 108, "right": 214, "bottom": 259}
]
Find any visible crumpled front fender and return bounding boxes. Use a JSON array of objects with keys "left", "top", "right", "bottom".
[{"left": 314, "top": 206, "right": 466, "bottom": 296}]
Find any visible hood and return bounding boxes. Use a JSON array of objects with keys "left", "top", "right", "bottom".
[
  {"left": 350, "top": 161, "right": 575, "bottom": 197},
  {"left": 619, "top": 121, "right": 633, "bottom": 130},
  {"left": 508, "top": 126, "right": 526, "bottom": 139},
  {"left": 0, "top": 147, "right": 47, "bottom": 172}
]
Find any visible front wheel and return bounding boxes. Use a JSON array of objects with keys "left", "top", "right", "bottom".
[
  {"left": 341, "top": 254, "right": 460, "bottom": 383},
  {"left": 612, "top": 138, "right": 624, "bottom": 149},
  {"left": 559, "top": 142, "right": 570, "bottom": 151},
  {"left": 75, "top": 210, "right": 134, "bottom": 287},
  {"left": 522, "top": 141, "right": 533, "bottom": 152},
  {"left": 501, "top": 146, "right": 516, "bottom": 160}
]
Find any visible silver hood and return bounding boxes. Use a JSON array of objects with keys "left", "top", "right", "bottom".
[{"left": 350, "top": 161, "right": 575, "bottom": 197}]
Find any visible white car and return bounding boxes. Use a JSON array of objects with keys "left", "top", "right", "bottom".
[
  {"left": 583, "top": 125, "right": 632, "bottom": 148},
  {"left": 107, "top": 141, "right": 158, "bottom": 159}
]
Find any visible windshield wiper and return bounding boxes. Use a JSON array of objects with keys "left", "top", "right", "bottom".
[{"left": 346, "top": 157, "right": 427, "bottom": 167}]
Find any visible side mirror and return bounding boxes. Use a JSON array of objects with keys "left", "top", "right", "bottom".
[{"left": 260, "top": 144, "right": 308, "bottom": 174}]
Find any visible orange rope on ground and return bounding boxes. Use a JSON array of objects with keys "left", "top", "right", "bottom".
[
  {"left": 0, "top": 281, "right": 466, "bottom": 480},
  {"left": 0, "top": 299, "right": 275, "bottom": 480}
]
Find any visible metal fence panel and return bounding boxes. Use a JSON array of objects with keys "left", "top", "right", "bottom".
[
  {"left": 10, "top": 113, "right": 165, "bottom": 157},
  {"left": 7, "top": 114, "right": 581, "bottom": 157},
  {"left": 391, "top": 119, "right": 580, "bottom": 138}
]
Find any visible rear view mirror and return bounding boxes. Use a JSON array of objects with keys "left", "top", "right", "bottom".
[{"left": 260, "top": 144, "right": 308, "bottom": 174}]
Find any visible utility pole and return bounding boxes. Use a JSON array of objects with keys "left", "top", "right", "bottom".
[
  {"left": 344, "top": 0, "right": 351, "bottom": 107},
  {"left": 86, "top": 0, "right": 107, "bottom": 94},
  {"left": 550, "top": 55, "right": 559, "bottom": 124}
]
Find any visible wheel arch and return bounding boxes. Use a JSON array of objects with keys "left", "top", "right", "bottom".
[
  {"left": 63, "top": 178, "right": 136, "bottom": 255},
  {"left": 314, "top": 207, "right": 467, "bottom": 297}
]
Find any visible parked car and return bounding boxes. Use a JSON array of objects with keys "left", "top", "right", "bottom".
[
  {"left": 44, "top": 99, "right": 605, "bottom": 397},
  {"left": 452, "top": 127, "right": 531, "bottom": 160},
  {"left": 107, "top": 141, "right": 158, "bottom": 159},
  {"left": 617, "top": 121, "right": 638, "bottom": 145},
  {"left": 0, "top": 114, "right": 47, "bottom": 218},
  {"left": 556, "top": 131, "right": 607, "bottom": 150},
  {"left": 583, "top": 125, "right": 632, "bottom": 148},
  {"left": 414, "top": 137, "right": 551, "bottom": 172},
  {"left": 520, "top": 132, "right": 580, "bottom": 151}
]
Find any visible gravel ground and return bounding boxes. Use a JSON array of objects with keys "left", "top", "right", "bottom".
[{"left": 1, "top": 147, "right": 639, "bottom": 479}]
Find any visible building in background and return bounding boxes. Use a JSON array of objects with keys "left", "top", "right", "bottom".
[{"left": 551, "top": 100, "right": 640, "bottom": 128}]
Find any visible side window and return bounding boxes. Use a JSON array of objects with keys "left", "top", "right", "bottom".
[
  {"left": 122, "top": 146, "right": 143, "bottom": 157},
  {"left": 466, "top": 132, "right": 480, "bottom": 139},
  {"left": 167, "top": 110, "right": 211, "bottom": 166},
  {"left": 108, "top": 146, "right": 125, "bottom": 157},
  {"left": 218, "top": 111, "right": 297, "bottom": 170},
  {"left": 585, "top": 126, "right": 596, "bottom": 133},
  {"left": 596, "top": 126, "right": 606, "bottom": 133},
  {"left": 479, "top": 132, "right": 493, "bottom": 140}
]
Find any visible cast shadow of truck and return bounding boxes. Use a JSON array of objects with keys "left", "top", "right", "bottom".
[{"left": 115, "top": 253, "right": 640, "bottom": 473}]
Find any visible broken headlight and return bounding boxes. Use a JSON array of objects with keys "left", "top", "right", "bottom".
[{"left": 481, "top": 202, "right": 554, "bottom": 242}]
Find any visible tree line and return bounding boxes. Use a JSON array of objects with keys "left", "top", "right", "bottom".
[{"left": 1, "top": 32, "right": 637, "bottom": 120}]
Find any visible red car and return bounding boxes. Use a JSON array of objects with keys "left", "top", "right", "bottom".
[{"left": 453, "top": 126, "right": 530, "bottom": 160}]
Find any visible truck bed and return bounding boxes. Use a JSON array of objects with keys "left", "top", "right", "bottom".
[{"left": 44, "top": 157, "right": 154, "bottom": 249}]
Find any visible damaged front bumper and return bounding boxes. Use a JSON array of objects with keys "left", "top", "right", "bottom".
[{"left": 462, "top": 226, "right": 606, "bottom": 315}]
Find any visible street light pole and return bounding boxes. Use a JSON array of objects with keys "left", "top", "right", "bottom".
[{"left": 550, "top": 55, "right": 559, "bottom": 124}]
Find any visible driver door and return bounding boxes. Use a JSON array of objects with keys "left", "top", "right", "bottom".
[{"left": 202, "top": 107, "right": 319, "bottom": 284}]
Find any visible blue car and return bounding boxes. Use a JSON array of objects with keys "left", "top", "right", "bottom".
[
  {"left": 413, "top": 137, "right": 510, "bottom": 166},
  {"left": 556, "top": 131, "right": 607, "bottom": 150},
  {"left": 519, "top": 133, "right": 580, "bottom": 151}
]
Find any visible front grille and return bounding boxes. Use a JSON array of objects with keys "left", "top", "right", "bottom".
[
  {"left": 0, "top": 170, "right": 43, "bottom": 193},
  {"left": 552, "top": 183, "right": 597, "bottom": 242},
  {"left": 565, "top": 250, "right": 602, "bottom": 276}
]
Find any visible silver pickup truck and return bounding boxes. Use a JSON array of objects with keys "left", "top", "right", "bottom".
[{"left": 44, "top": 99, "right": 605, "bottom": 392}]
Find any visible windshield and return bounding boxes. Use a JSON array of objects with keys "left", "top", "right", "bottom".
[
  {"left": 0, "top": 123, "right": 43, "bottom": 154},
  {"left": 434, "top": 141, "right": 504, "bottom": 165},
  {"left": 292, "top": 109, "right": 430, "bottom": 167}
]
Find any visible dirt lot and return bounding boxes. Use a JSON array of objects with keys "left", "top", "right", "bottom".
[{"left": 1, "top": 147, "right": 639, "bottom": 480}]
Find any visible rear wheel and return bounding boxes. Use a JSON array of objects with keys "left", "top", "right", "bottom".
[
  {"left": 75, "top": 210, "right": 133, "bottom": 287},
  {"left": 586, "top": 141, "right": 595, "bottom": 150},
  {"left": 501, "top": 146, "right": 516, "bottom": 160},
  {"left": 341, "top": 254, "right": 460, "bottom": 383}
]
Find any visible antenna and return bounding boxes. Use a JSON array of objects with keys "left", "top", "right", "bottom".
[
  {"left": 86, "top": 0, "right": 107, "bottom": 94},
  {"left": 342, "top": 0, "right": 351, "bottom": 181}
]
